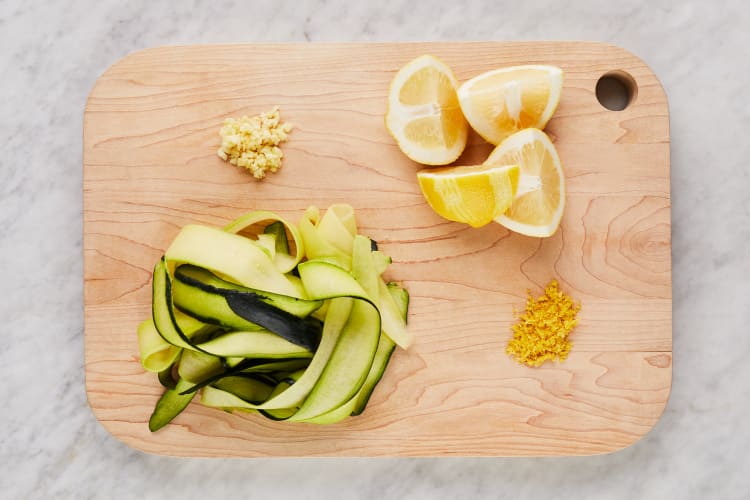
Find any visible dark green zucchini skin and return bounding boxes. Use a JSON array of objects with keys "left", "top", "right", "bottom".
[
  {"left": 175, "top": 264, "right": 322, "bottom": 317},
  {"left": 259, "top": 370, "right": 304, "bottom": 421},
  {"left": 260, "top": 406, "right": 296, "bottom": 421},
  {"left": 178, "top": 357, "right": 304, "bottom": 395},
  {"left": 152, "top": 259, "right": 202, "bottom": 351},
  {"left": 212, "top": 374, "right": 275, "bottom": 404},
  {"left": 264, "top": 221, "right": 290, "bottom": 254},
  {"left": 350, "top": 338, "right": 397, "bottom": 416},
  {"left": 150, "top": 368, "right": 278, "bottom": 431},
  {"left": 157, "top": 362, "right": 178, "bottom": 389},
  {"left": 172, "top": 265, "right": 322, "bottom": 352},
  {"left": 224, "top": 293, "right": 322, "bottom": 352},
  {"left": 240, "top": 359, "right": 309, "bottom": 374},
  {"left": 149, "top": 379, "right": 195, "bottom": 432},
  {"left": 351, "top": 284, "right": 409, "bottom": 416}
]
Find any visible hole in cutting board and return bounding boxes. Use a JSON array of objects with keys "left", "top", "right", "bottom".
[{"left": 596, "top": 71, "right": 637, "bottom": 111}]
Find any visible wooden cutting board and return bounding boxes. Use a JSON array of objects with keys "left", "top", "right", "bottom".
[{"left": 83, "top": 42, "right": 671, "bottom": 457}]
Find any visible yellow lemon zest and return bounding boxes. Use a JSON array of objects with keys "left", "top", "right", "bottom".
[{"left": 506, "top": 280, "right": 580, "bottom": 367}]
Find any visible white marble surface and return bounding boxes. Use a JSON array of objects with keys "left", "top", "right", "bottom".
[{"left": 2, "top": 0, "right": 748, "bottom": 498}]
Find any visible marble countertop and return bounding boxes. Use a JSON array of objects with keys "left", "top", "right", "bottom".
[{"left": 2, "top": 0, "right": 748, "bottom": 498}]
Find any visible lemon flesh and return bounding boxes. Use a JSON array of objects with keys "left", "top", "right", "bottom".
[
  {"left": 458, "top": 65, "right": 563, "bottom": 145},
  {"left": 386, "top": 55, "right": 469, "bottom": 165},
  {"left": 417, "top": 164, "right": 520, "bottom": 228},
  {"left": 486, "top": 128, "right": 565, "bottom": 237}
]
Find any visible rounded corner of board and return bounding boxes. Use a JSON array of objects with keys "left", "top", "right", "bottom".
[
  {"left": 595, "top": 369, "right": 673, "bottom": 457},
  {"left": 85, "top": 399, "right": 149, "bottom": 456},
  {"left": 84, "top": 47, "right": 162, "bottom": 112},
  {"left": 84, "top": 372, "right": 166, "bottom": 456}
]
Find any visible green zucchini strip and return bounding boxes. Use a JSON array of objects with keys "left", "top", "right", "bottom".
[
  {"left": 152, "top": 259, "right": 223, "bottom": 355},
  {"left": 177, "top": 349, "right": 224, "bottom": 384},
  {"left": 157, "top": 362, "right": 178, "bottom": 389},
  {"left": 239, "top": 359, "right": 310, "bottom": 374},
  {"left": 263, "top": 221, "right": 290, "bottom": 254},
  {"left": 196, "top": 330, "right": 314, "bottom": 359},
  {"left": 351, "top": 335, "right": 397, "bottom": 415},
  {"left": 353, "top": 284, "right": 408, "bottom": 414},
  {"left": 187, "top": 257, "right": 380, "bottom": 415},
  {"left": 212, "top": 375, "right": 275, "bottom": 404},
  {"left": 188, "top": 295, "right": 355, "bottom": 412},
  {"left": 317, "top": 204, "right": 356, "bottom": 255},
  {"left": 299, "top": 207, "right": 352, "bottom": 270},
  {"left": 202, "top": 370, "right": 306, "bottom": 419},
  {"left": 300, "top": 334, "right": 396, "bottom": 424},
  {"left": 223, "top": 294, "right": 321, "bottom": 351},
  {"left": 377, "top": 277, "right": 412, "bottom": 349},
  {"left": 293, "top": 235, "right": 381, "bottom": 423},
  {"left": 254, "top": 233, "right": 278, "bottom": 261},
  {"left": 165, "top": 224, "right": 301, "bottom": 297},
  {"left": 223, "top": 297, "right": 354, "bottom": 411},
  {"left": 137, "top": 319, "right": 181, "bottom": 373},
  {"left": 372, "top": 250, "right": 392, "bottom": 275},
  {"left": 142, "top": 205, "right": 412, "bottom": 429},
  {"left": 223, "top": 210, "right": 304, "bottom": 274},
  {"left": 172, "top": 265, "right": 323, "bottom": 351},
  {"left": 175, "top": 265, "right": 323, "bottom": 318},
  {"left": 302, "top": 284, "right": 408, "bottom": 423},
  {"left": 152, "top": 259, "right": 198, "bottom": 351},
  {"left": 289, "top": 237, "right": 381, "bottom": 421},
  {"left": 171, "top": 275, "right": 264, "bottom": 332},
  {"left": 149, "top": 378, "right": 196, "bottom": 432},
  {"left": 177, "top": 357, "right": 272, "bottom": 395},
  {"left": 201, "top": 385, "right": 258, "bottom": 412},
  {"left": 259, "top": 369, "right": 306, "bottom": 420},
  {"left": 296, "top": 259, "right": 374, "bottom": 302}
]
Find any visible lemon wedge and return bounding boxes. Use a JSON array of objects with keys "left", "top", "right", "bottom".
[
  {"left": 386, "top": 55, "right": 469, "bottom": 165},
  {"left": 458, "top": 65, "right": 563, "bottom": 145},
  {"left": 417, "top": 163, "right": 520, "bottom": 228},
  {"left": 486, "top": 128, "right": 565, "bottom": 237}
]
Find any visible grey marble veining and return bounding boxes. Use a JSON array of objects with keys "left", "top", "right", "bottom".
[{"left": 1, "top": 0, "right": 748, "bottom": 498}]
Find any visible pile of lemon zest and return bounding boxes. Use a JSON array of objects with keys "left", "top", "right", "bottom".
[{"left": 506, "top": 280, "right": 581, "bottom": 367}]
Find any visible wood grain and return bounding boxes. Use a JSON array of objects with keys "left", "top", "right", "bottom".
[{"left": 83, "top": 42, "right": 671, "bottom": 457}]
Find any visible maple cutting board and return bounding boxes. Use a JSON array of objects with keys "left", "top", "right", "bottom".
[{"left": 83, "top": 42, "right": 671, "bottom": 457}]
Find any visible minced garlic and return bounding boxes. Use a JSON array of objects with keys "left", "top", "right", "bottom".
[
  {"left": 506, "top": 280, "right": 581, "bottom": 367},
  {"left": 217, "top": 107, "right": 293, "bottom": 179}
]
